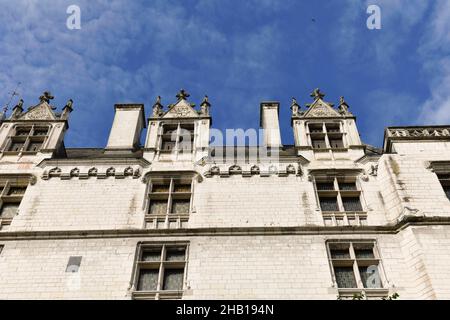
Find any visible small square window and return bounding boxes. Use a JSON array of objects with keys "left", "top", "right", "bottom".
[
  {"left": 134, "top": 244, "right": 188, "bottom": 298},
  {"left": 66, "top": 256, "right": 82, "bottom": 273}
]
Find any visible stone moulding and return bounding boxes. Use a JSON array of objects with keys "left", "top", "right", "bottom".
[
  {"left": 203, "top": 163, "right": 301, "bottom": 178},
  {"left": 41, "top": 166, "right": 142, "bottom": 180}
]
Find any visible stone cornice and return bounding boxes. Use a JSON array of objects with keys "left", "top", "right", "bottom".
[
  {"left": 37, "top": 157, "right": 150, "bottom": 168},
  {"left": 384, "top": 126, "right": 450, "bottom": 152},
  {"left": 0, "top": 216, "right": 449, "bottom": 241}
]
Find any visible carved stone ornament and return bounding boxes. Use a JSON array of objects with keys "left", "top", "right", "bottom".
[{"left": 169, "top": 104, "right": 192, "bottom": 117}]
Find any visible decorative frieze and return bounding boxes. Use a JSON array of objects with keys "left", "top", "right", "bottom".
[
  {"left": 41, "top": 166, "right": 142, "bottom": 180},
  {"left": 204, "top": 163, "right": 301, "bottom": 178},
  {"left": 387, "top": 127, "right": 450, "bottom": 138}
]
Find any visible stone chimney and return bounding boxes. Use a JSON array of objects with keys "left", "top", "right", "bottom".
[
  {"left": 105, "top": 104, "right": 146, "bottom": 153},
  {"left": 260, "top": 102, "right": 282, "bottom": 147}
]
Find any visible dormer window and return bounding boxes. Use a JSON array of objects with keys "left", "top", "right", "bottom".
[
  {"left": 4, "top": 125, "right": 50, "bottom": 154},
  {"left": 159, "top": 122, "right": 194, "bottom": 154},
  {"left": 307, "top": 122, "right": 345, "bottom": 150}
]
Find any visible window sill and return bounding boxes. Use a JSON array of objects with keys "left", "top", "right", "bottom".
[
  {"left": 2, "top": 151, "right": 39, "bottom": 156},
  {"left": 337, "top": 288, "right": 389, "bottom": 300},
  {"left": 312, "top": 148, "right": 348, "bottom": 152},
  {"left": 132, "top": 290, "right": 183, "bottom": 300},
  {"left": 0, "top": 217, "right": 13, "bottom": 227}
]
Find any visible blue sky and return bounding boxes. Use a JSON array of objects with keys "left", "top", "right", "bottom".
[{"left": 1, "top": 0, "right": 449, "bottom": 148}]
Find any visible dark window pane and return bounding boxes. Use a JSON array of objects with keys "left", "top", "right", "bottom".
[
  {"left": 326, "top": 124, "right": 340, "bottom": 133},
  {"left": 142, "top": 250, "right": 161, "bottom": 262},
  {"left": 33, "top": 128, "right": 48, "bottom": 136},
  {"left": 342, "top": 197, "right": 363, "bottom": 211},
  {"left": 354, "top": 245, "right": 375, "bottom": 259},
  {"left": 319, "top": 197, "right": 339, "bottom": 211},
  {"left": 166, "top": 248, "right": 185, "bottom": 261},
  {"left": 27, "top": 142, "right": 43, "bottom": 152},
  {"left": 152, "top": 184, "right": 170, "bottom": 193},
  {"left": 161, "top": 141, "right": 176, "bottom": 151},
  {"left": 7, "top": 187, "right": 26, "bottom": 195},
  {"left": 312, "top": 138, "right": 326, "bottom": 149},
  {"left": 0, "top": 203, "right": 19, "bottom": 218},
  {"left": 173, "top": 184, "right": 191, "bottom": 193},
  {"left": 163, "top": 269, "right": 184, "bottom": 290},
  {"left": 137, "top": 269, "right": 159, "bottom": 291},
  {"left": 16, "top": 128, "right": 31, "bottom": 136},
  {"left": 149, "top": 200, "right": 167, "bottom": 215},
  {"left": 330, "top": 249, "right": 351, "bottom": 259},
  {"left": 9, "top": 142, "right": 24, "bottom": 152},
  {"left": 316, "top": 182, "right": 335, "bottom": 191},
  {"left": 359, "top": 265, "right": 382, "bottom": 288},
  {"left": 308, "top": 124, "right": 323, "bottom": 133},
  {"left": 330, "top": 138, "right": 344, "bottom": 148},
  {"left": 334, "top": 267, "right": 357, "bottom": 288},
  {"left": 171, "top": 200, "right": 190, "bottom": 214},
  {"left": 338, "top": 182, "right": 357, "bottom": 190}
]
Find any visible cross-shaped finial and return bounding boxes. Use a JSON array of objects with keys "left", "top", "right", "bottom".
[
  {"left": 39, "top": 91, "right": 54, "bottom": 103},
  {"left": 176, "top": 89, "right": 190, "bottom": 101},
  {"left": 310, "top": 88, "right": 325, "bottom": 100}
]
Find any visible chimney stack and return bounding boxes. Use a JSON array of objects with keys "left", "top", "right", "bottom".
[
  {"left": 260, "top": 102, "right": 282, "bottom": 147},
  {"left": 105, "top": 104, "right": 146, "bottom": 154}
]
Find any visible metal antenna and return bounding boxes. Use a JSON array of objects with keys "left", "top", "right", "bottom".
[{"left": 2, "top": 82, "right": 21, "bottom": 114}]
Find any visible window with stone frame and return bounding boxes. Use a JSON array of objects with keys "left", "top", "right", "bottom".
[
  {"left": 436, "top": 173, "right": 450, "bottom": 200},
  {"left": 159, "top": 122, "right": 194, "bottom": 154},
  {"left": 3, "top": 125, "right": 50, "bottom": 154},
  {"left": 327, "top": 240, "right": 388, "bottom": 299},
  {"left": 314, "top": 175, "right": 366, "bottom": 226},
  {"left": 132, "top": 243, "right": 188, "bottom": 300},
  {"left": 307, "top": 122, "right": 345, "bottom": 150},
  {"left": 0, "top": 177, "right": 29, "bottom": 227},
  {"left": 146, "top": 176, "right": 192, "bottom": 229}
]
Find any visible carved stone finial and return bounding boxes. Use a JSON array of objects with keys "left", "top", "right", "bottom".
[
  {"left": 39, "top": 91, "right": 54, "bottom": 103},
  {"left": 338, "top": 96, "right": 351, "bottom": 115},
  {"left": 290, "top": 97, "right": 300, "bottom": 116},
  {"left": 14, "top": 99, "right": 24, "bottom": 110},
  {"left": 176, "top": 89, "right": 190, "bottom": 101},
  {"left": 310, "top": 88, "right": 325, "bottom": 100},
  {"left": 65, "top": 99, "right": 73, "bottom": 109},
  {"left": 200, "top": 95, "right": 211, "bottom": 116},
  {"left": 152, "top": 96, "right": 164, "bottom": 117}
]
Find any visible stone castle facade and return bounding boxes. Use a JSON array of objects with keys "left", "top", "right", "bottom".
[{"left": 0, "top": 88, "right": 450, "bottom": 299}]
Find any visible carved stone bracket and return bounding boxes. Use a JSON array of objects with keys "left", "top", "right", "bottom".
[
  {"left": 41, "top": 166, "right": 143, "bottom": 180},
  {"left": 204, "top": 163, "right": 300, "bottom": 178}
]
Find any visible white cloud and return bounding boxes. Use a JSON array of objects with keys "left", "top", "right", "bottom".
[
  {"left": 0, "top": 0, "right": 291, "bottom": 147},
  {"left": 417, "top": 0, "right": 450, "bottom": 124}
]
